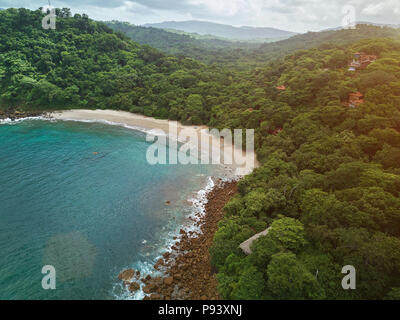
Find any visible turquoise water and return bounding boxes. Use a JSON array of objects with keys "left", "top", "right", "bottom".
[{"left": 0, "top": 119, "right": 219, "bottom": 300}]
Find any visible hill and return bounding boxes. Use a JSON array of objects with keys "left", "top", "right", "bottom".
[
  {"left": 228, "top": 24, "right": 400, "bottom": 68},
  {"left": 324, "top": 21, "right": 400, "bottom": 31},
  {"left": 0, "top": 8, "right": 230, "bottom": 124},
  {"left": 105, "top": 21, "right": 260, "bottom": 64},
  {"left": 108, "top": 22, "right": 400, "bottom": 69},
  {"left": 208, "top": 36, "right": 400, "bottom": 300},
  {"left": 144, "top": 20, "right": 297, "bottom": 41},
  {"left": 256, "top": 24, "right": 400, "bottom": 58},
  {"left": 162, "top": 28, "right": 281, "bottom": 43},
  {"left": 107, "top": 22, "right": 400, "bottom": 70}
]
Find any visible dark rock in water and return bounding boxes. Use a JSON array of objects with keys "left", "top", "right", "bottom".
[
  {"left": 165, "top": 201, "right": 171, "bottom": 205},
  {"left": 118, "top": 269, "right": 135, "bottom": 281},
  {"left": 154, "top": 258, "right": 164, "bottom": 270},
  {"left": 128, "top": 282, "right": 140, "bottom": 293},
  {"left": 0, "top": 108, "right": 44, "bottom": 120},
  {"left": 163, "top": 252, "right": 171, "bottom": 260},
  {"left": 142, "top": 275, "right": 152, "bottom": 283},
  {"left": 143, "top": 285, "right": 152, "bottom": 294}
]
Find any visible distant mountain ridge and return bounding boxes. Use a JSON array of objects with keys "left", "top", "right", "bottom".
[
  {"left": 105, "top": 21, "right": 264, "bottom": 65},
  {"left": 143, "top": 20, "right": 297, "bottom": 40},
  {"left": 106, "top": 22, "right": 400, "bottom": 69},
  {"left": 323, "top": 21, "right": 400, "bottom": 31}
]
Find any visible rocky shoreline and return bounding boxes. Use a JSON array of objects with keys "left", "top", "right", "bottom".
[
  {"left": 118, "top": 179, "right": 238, "bottom": 300},
  {"left": 0, "top": 108, "right": 47, "bottom": 120}
]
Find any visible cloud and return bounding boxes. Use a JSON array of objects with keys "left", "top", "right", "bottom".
[
  {"left": 0, "top": 0, "right": 400, "bottom": 32},
  {"left": 362, "top": 2, "right": 385, "bottom": 16}
]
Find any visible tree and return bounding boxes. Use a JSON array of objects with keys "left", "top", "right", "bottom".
[
  {"left": 268, "top": 218, "right": 307, "bottom": 252},
  {"left": 385, "top": 288, "right": 400, "bottom": 300},
  {"left": 231, "top": 264, "right": 265, "bottom": 300},
  {"left": 267, "top": 252, "right": 325, "bottom": 299},
  {"left": 185, "top": 94, "right": 204, "bottom": 124}
]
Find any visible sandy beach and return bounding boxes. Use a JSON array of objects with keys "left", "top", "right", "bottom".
[{"left": 51, "top": 109, "right": 259, "bottom": 175}]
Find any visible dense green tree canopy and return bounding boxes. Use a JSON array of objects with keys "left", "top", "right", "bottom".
[{"left": 1, "top": 8, "right": 400, "bottom": 300}]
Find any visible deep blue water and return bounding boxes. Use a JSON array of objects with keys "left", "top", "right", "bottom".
[{"left": 0, "top": 119, "right": 218, "bottom": 300}]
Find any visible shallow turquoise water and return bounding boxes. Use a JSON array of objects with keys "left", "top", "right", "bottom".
[{"left": 0, "top": 120, "right": 217, "bottom": 300}]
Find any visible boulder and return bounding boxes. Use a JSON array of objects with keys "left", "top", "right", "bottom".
[
  {"left": 154, "top": 258, "right": 164, "bottom": 270},
  {"left": 118, "top": 269, "right": 135, "bottom": 281},
  {"left": 128, "top": 282, "right": 140, "bottom": 293},
  {"left": 164, "top": 276, "right": 174, "bottom": 286},
  {"left": 150, "top": 293, "right": 162, "bottom": 300},
  {"left": 143, "top": 285, "right": 152, "bottom": 294},
  {"left": 163, "top": 252, "right": 171, "bottom": 260}
]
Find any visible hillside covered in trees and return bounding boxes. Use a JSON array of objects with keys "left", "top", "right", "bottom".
[
  {"left": 1, "top": 8, "right": 400, "bottom": 300},
  {"left": 107, "top": 21, "right": 400, "bottom": 69},
  {"left": 104, "top": 21, "right": 260, "bottom": 65},
  {"left": 209, "top": 37, "right": 400, "bottom": 300},
  {"left": 249, "top": 24, "right": 400, "bottom": 64},
  {"left": 0, "top": 8, "right": 229, "bottom": 123}
]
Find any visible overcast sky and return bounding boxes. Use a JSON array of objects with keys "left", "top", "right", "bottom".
[{"left": 0, "top": 0, "right": 399, "bottom": 32}]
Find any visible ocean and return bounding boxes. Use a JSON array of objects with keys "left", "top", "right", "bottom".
[{"left": 0, "top": 119, "right": 223, "bottom": 300}]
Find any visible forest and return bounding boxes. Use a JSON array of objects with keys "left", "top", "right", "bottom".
[
  {"left": 104, "top": 21, "right": 261, "bottom": 65},
  {"left": 0, "top": 8, "right": 230, "bottom": 123},
  {"left": 209, "top": 37, "right": 400, "bottom": 300},
  {"left": 106, "top": 21, "right": 400, "bottom": 70},
  {"left": 1, "top": 8, "right": 400, "bottom": 299}
]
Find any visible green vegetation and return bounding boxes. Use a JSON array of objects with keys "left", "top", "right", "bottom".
[
  {"left": 1, "top": 8, "right": 400, "bottom": 300},
  {"left": 105, "top": 21, "right": 260, "bottom": 65},
  {"left": 0, "top": 8, "right": 228, "bottom": 123},
  {"left": 108, "top": 21, "right": 400, "bottom": 69},
  {"left": 249, "top": 24, "right": 400, "bottom": 64},
  {"left": 209, "top": 37, "right": 400, "bottom": 300}
]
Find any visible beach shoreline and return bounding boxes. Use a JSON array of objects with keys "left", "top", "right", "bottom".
[{"left": 51, "top": 109, "right": 259, "bottom": 176}]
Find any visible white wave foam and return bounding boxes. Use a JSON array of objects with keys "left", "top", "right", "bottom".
[
  {"left": 56, "top": 117, "right": 167, "bottom": 139},
  {"left": 0, "top": 116, "right": 46, "bottom": 125}
]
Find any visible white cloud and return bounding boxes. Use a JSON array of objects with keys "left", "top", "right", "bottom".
[
  {"left": 188, "top": 0, "right": 246, "bottom": 16},
  {"left": 362, "top": 2, "right": 385, "bottom": 16}
]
